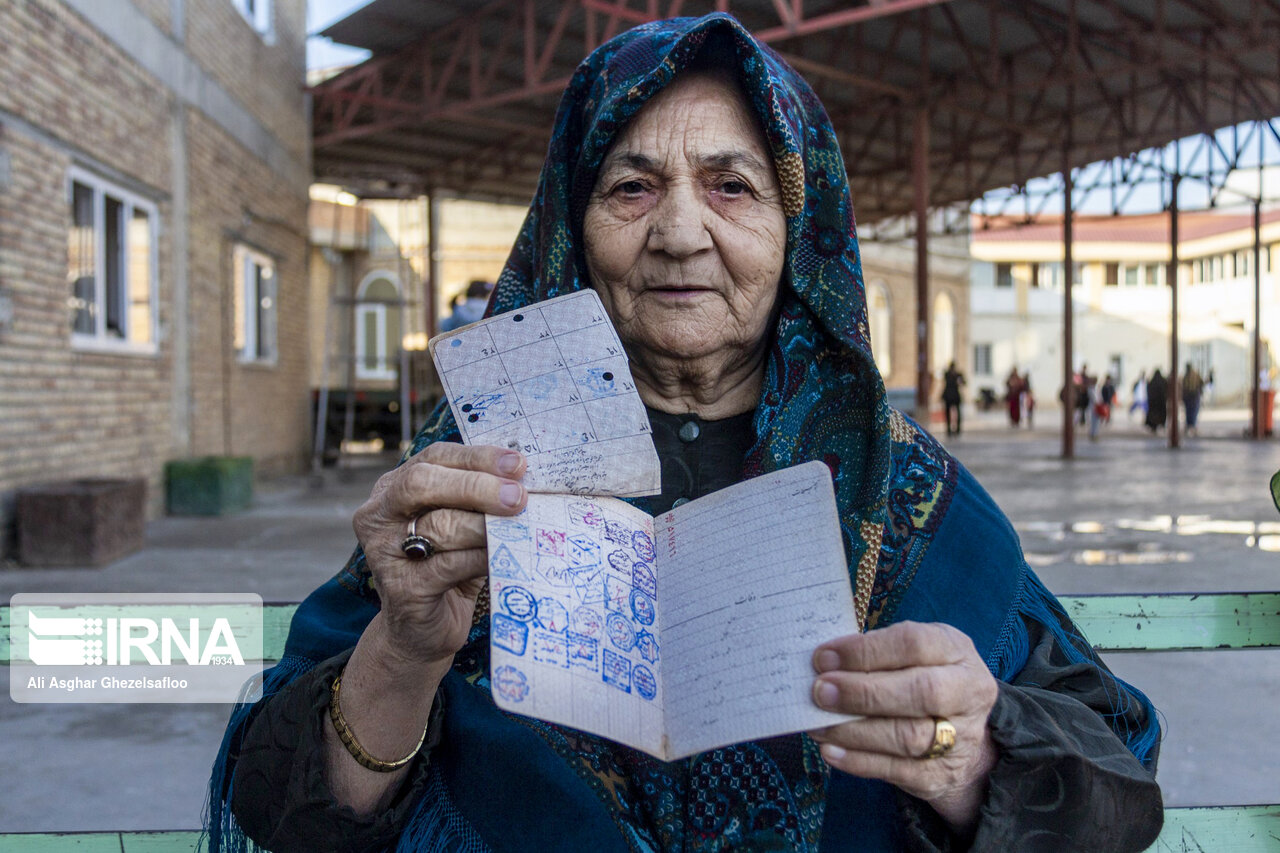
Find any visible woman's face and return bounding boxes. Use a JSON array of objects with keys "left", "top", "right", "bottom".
[{"left": 583, "top": 72, "right": 787, "bottom": 365}]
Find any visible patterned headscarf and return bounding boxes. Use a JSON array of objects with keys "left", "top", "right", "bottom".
[{"left": 486, "top": 12, "right": 891, "bottom": 628}]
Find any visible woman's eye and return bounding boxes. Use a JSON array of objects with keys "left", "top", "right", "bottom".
[
  {"left": 718, "top": 180, "right": 750, "bottom": 196},
  {"left": 616, "top": 180, "right": 647, "bottom": 196}
]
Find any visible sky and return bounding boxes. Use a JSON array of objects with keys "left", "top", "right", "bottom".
[{"left": 307, "top": 0, "right": 373, "bottom": 71}]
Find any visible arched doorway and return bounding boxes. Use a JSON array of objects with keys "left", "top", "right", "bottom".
[{"left": 355, "top": 271, "right": 403, "bottom": 380}]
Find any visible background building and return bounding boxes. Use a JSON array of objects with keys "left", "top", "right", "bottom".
[
  {"left": 0, "top": 0, "right": 311, "bottom": 554},
  {"left": 970, "top": 211, "right": 1280, "bottom": 409}
]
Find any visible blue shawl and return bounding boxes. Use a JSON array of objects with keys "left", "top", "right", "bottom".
[{"left": 207, "top": 13, "right": 1157, "bottom": 852}]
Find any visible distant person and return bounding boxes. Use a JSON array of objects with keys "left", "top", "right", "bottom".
[
  {"left": 1129, "top": 370, "right": 1148, "bottom": 420},
  {"left": 439, "top": 280, "right": 494, "bottom": 332},
  {"left": 1182, "top": 363, "right": 1205, "bottom": 436},
  {"left": 1100, "top": 374, "right": 1117, "bottom": 424},
  {"left": 1005, "top": 367, "right": 1023, "bottom": 427},
  {"left": 1021, "top": 372, "right": 1035, "bottom": 428},
  {"left": 1146, "top": 368, "right": 1168, "bottom": 433},
  {"left": 941, "top": 360, "right": 965, "bottom": 436},
  {"left": 1075, "top": 364, "right": 1094, "bottom": 427}
]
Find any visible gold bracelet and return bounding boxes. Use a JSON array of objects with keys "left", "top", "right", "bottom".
[{"left": 328, "top": 669, "right": 427, "bottom": 772}]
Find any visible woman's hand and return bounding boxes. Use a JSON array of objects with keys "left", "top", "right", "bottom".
[
  {"left": 807, "top": 621, "right": 999, "bottom": 837},
  {"left": 352, "top": 442, "right": 527, "bottom": 669}
]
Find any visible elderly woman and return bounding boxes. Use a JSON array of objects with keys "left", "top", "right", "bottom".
[{"left": 209, "top": 14, "right": 1161, "bottom": 852}]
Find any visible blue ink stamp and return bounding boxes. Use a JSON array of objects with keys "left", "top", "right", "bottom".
[
  {"left": 607, "top": 550, "right": 632, "bottom": 575},
  {"left": 631, "top": 530, "right": 655, "bottom": 562},
  {"left": 606, "top": 612, "right": 636, "bottom": 651},
  {"left": 602, "top": 649, "right": 631, "bottom": 693},
  {"left": 535, "top": 597, "right": 569, "bottom": 633},
  {"left": 603, "top": 520, "right": 629, "bottom": 546},
  {"left": 629, "top": 589, "right": 655, "bottom": 626},
  {"left": 493, "top": 665, "right": 529, "bottom": 703},
  {"left": 490, "top": 544, "right": 531, "bottom": 580},
  {"left": 567, "top": 501, "right": 603, "bottom": 528},
  {"left": 534, "top": 555, "right": 574, "bottom": 588},
  {"left": 488, "top": 520, "right": 529, "bottom": 542},
  {"left": 450, "top": 339, "right": 462, "bottom": 348},
  {"left": 581, "top": 367, "right": 616, "bottom": 397},
  {"left": 569, "top": 566, "right": 605, "bottom": 606},
  {"left": 532, "top": 630, "right": 569, "bottom": 668},
  {"left": 636, "top": 630, "right": 659, "bottom": 664},
  {"left": 631, "top": 561, "right": 657, "bottom": 598},
  {"left": 500, "top": 586, "right": 538, "bottom": 621},
  {"left": 566, "top": 535, "right": 601, "bottom": 567},
  {"left": 491, "top": 613, "right": 529, "bottom": 655},
  {"left": 567, "top": 632, "right": 599, "bottom": 671},
  {"left": 604, "top": 576, "right": 631, "bottom": 614},
  {"left": 632, "top": 664, "right": 657, "bottom": 700},
  {"left": 570, "top": 606, "right": 603, "bottom": 639}
]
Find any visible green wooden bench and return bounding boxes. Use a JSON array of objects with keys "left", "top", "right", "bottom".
[{"left": 3, "top": 593, "right": 1278, "bottom": 852}]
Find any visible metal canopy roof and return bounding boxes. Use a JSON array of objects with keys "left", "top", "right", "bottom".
[{"left": 313, "top": 0, "right": 1280, "bottom": 219}]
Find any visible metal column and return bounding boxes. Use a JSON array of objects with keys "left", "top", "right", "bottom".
[
  {"left": 1252, "top": 199, "right": 1263, "bottom": 439},
  {"left": 913, "top": 109, "right": 931, "bottom": 419},
  {"left": 1062, "top": 155, "right": 1075, "bottom": 458},
  {"left": 1168, "top": 174, "right": 1180, "bottom": 449}
]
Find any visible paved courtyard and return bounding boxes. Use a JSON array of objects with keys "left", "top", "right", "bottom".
[{"left": 2, "top": 408, "right": 1278, "bottom": 832}]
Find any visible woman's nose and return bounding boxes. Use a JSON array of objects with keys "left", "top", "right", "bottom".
[{"left": 646, "top": 184, "right": 713, "bottom": 258}]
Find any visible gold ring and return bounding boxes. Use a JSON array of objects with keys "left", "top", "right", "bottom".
[{"left": 920, "top": 717, "right": 956, "bottom": 760}]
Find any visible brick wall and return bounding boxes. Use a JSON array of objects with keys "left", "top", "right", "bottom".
[
  {"left": 0, "top": 0, "right": 309, "bottom": 555},
  {"left": 185, "top": 107, "right": 310, "bottom": 475}
]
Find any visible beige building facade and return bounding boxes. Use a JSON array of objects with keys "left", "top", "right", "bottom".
[
  {"left": 970, "top": 211, "right": 1280, "bottom": 408},
  {"left": 0, "top": 0, "right": 312, "bottom": 554}
]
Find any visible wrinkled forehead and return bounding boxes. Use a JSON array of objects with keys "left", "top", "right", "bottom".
[
  {"left": 598, "top": 71, "right": 772, "bottom": 166},
  {"left": 571, "top": 21, "right": 806, "bottom": 219}
]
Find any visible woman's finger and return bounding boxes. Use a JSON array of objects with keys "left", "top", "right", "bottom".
[
  {"left": 813, "top": 622, "right": 973, "bottom": 674},
  {"left": 812, "top": 663, "right": 993, "bottom": 718},
  {"left": 809, "top": 714, "right": 940, "bottom": 759},
  {"left": 408, "top": 442, "right": 527, "bottom": 478},
  {"left": 406, "top": 508, "right": 487, "bottom": 552}
]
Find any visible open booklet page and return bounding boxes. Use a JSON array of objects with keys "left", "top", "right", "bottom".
[
  {"left": 485, "top": 461, "right": 857, "bottom": 761},
  {"left": 429, "top": 290, "right": 660, "bottom": 497},
  {"left": 486, "top": 495, "right": 667, "bottom": 756},
  {"left": 658, "top": 460, "right": 858, "bottom": 758}
]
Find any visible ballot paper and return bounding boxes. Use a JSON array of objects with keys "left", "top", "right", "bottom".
[
  {"left": 432, "top": 293, "right": 856, "bottom": 760},
  {"left": 429, "top": 290, "right": 660, "bottom": 497},
  {"left": 484, "top": 462, "right": 857, "bottom": 760}
]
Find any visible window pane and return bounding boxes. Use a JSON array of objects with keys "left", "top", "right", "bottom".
[
  {"left": 1144, "top": 265, "right": 1158, "bottom": 286},
  {"left": 127, "top": 208, "right": 153, "bottom": 344},
  {"left": 995, "top": 263, "right": 1012, "bottom": 288},
  {"left": 233, "top": 250, "right": 248, "bottom": 355},
  {"left": 256, "top": 262, "right": 275, "bottom": 360},
  {"left": 363, "top": 310, "right": 380, "bottom": 371},
  {"left": 104, "top": 196, "right": 124, "bottom": 338},
  {"left": 69, "top": 181, "right": 96, "bottom": 334},
  {"left": 1105, "top": 263, "right": 1118, "bottom": 286}
]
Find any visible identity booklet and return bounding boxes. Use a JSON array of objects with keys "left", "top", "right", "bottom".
[{"left": 431, "top": 292, "right": 857, "bottom": 760}]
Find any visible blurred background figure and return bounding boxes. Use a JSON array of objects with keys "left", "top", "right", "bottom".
[
  {"left": 439, "top": 280, "right": 494, "bottom": 332},
  {"left": 1146, "top": 369, "right": 1169, "bottom": 433},
  {"left": 1182, "top": 363, "right": 1205, "bottom": 436},
  {"left": 941, "top": 360, "right": 966, "bottom": 436},
  {"left": 1130, "top": 370, "right": 1149, "bottom": 421},
  {"left": 1005, "top": 367, "right": 1024, "bottom": 427}
]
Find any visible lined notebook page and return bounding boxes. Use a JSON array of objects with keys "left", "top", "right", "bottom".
[{"left": 657, "top": 461, "right": 858, "bottom": 759}]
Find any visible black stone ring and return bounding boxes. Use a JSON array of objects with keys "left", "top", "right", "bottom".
[{"left": 400, "top": 517, "right": 434, "bottom": 560}]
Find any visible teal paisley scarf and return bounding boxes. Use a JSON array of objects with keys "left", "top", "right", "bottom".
[{"left": 207, "top": 13, "right": 1157, "bottom": 852}]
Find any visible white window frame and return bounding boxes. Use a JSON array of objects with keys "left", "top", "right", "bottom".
[
  {"left": 973, "top": 343, "right": 993, "bottom": 377},
  {"left": 234, "top": 244, "right": 278, "bottom": 365},
  {"left": 230, "top": 0, "right": 274, "bottom": 42},
  {"left": 354, "top": 271, "right": 401, "bottom": 381},
  {"left": 67, "top": 167, "right": 159, "bottom": 355}
]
